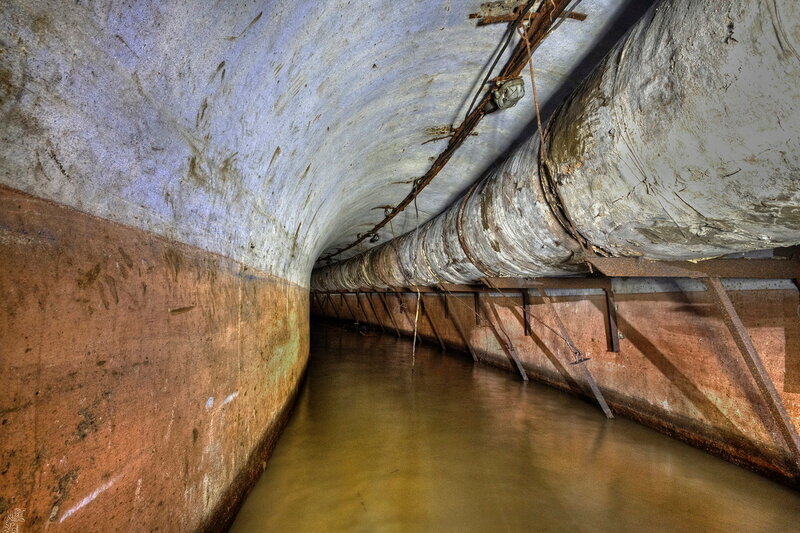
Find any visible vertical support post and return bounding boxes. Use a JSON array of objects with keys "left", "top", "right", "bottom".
[
  {"left": 444, "top": 294, "right": 479, "bottom": 362},
  {"left": 481, "top": 294, "right": 528, "bottom": 381},
  {"left": 536, "top": 288, "right": 614, "bottom": 419},
  {"left": 365, "top": 293, "right": 385, "bottom": 333},
  {"left": 473, "top": 292, "right": 482, "bottom": 325},
  {"left": 377, "top": 292, "right": 401, "bottom": 337},
  {"left": 704, "top": 277, "right": 800, "bottom": 470},
  {"left": 521, "top": 290, "right": 531, "bottom": 336},
  {"left": 420, "top": 295, "right": 446, "bottom": 351},
  {"left": 603, "top": 287, "right": 620, "bottom": 353}
]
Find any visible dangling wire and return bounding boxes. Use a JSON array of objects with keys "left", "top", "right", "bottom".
[
  {"left": 411, "top": 288, "right": 421, "bottom": 372},
  {"left": 518, "top": 24, "right": 546, "bottom": 158}
]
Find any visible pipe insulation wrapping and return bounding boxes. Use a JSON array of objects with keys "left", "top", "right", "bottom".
[{"left": 312, "top": 0, "right": 800, "bottom": 292}]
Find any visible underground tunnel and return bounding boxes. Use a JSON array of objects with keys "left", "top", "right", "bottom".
[{"left": 1, "top": 0, "right": 800, "bottom": 530}]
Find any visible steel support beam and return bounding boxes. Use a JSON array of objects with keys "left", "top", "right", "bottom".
[
  {"left": 340, "top": 293, "right": 356, "bottom": 321},
  {"left": 521, "top": 290, "right": 531, "bottom": 336},
  {"left": 364, "top": 292, "right": 385, "bottom": 333},
  {"left": 327, "top": 292, "right": 341, "bottom": 320},
  {"left": 587, "top": 257, "right": 800, "bottom": 279},
  {"left": 355, "top": 292, "right": 371, "bottom": 324},
  {"left": 377, "top": 292, "right": 401, "bottom": 337},
  {"left": 603, "top": 288, "right": 620, "bottom": 353},
  {"left": 536, "top": 288, "right": 614, "bottom": 419},
  {"left": 703, "top": 277, "right": 800, "bottom": 471},
  {"left": 481, "top": 295, "right": 528, "bottom": 381},
  {"left": 394, "top": 292, "right": 416, "bottom": 342},
  {"left": 443, "top": 293, "right": 479, "bottom": 363},
  {"left": 420, "top": 295, "right": 446, "bottom": 351}
]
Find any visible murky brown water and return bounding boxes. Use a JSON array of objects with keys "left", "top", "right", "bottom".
[{"left": 231, "top": 322, "right": 800, "bottom": 532}]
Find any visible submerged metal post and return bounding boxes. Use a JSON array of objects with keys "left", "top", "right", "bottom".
[
  {"left": 703, "top": 277, "right": 800, "bottom": 471},
  {"left": 536, "top": 288, "right": 614, "bottom": 419}
]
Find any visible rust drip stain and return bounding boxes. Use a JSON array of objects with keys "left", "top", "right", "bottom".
[{"left": 0, "top": 185, "right": 309, "bottom": 531}]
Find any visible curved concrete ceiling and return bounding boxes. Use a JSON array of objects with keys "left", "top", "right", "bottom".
[{"left": 0, "top": 0, "right": 655, "bottom": 286}]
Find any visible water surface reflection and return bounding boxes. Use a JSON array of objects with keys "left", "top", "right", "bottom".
[{"left": 232, "top": 322, "right": 800, "bottom": 531}]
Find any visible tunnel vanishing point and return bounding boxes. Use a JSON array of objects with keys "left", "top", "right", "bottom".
[{"left": 1, "top": 0, "right": 800, "bottom": 530}]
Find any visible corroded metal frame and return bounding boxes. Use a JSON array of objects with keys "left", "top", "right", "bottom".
[{"left": 315, "top": 258, "right": 799, "bottom": 435}]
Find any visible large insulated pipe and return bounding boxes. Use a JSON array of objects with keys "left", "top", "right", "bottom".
[{"left": 312, "top": 0, "right": 800, "bottom": 291}]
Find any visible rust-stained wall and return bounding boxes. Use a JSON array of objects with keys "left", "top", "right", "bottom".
[
  {"left": 0, "top": 186, "right": 309, "bottom": 531},
  {"left": 314, "top": 286, "right": 800, "bottom": 486}
]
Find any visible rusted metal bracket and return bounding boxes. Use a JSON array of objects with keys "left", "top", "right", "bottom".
[
  {"left": 603, "top": 288, "right": 620, "bottom": 353},
  {"left": 324, "top": 292, "right": 340, "bottom": 320},
  {"left": 442, "top": 293, "right": 479, "bottom": 363},
  {"left": 521, "top": 289, "right": 531, "bottom": 336},
  {"left": 480, "top": 293, "right": 528, "bottom": 381},
  {"left": 330, "top": 293, "right": 341, "bottom": 320},
  {"left": 703, "top": 277, "right": 800, "bottom": 471},
  {"left": 341, "top": 293, "right": 358, "bottom": 322},
  {"left": 483, "top": 277, "right": 620, "bottom": 353},
  {"left": 393, "top": 292, "right": 416, "bottom": 340},
  {"left": 587, "top": 257, "right": 800, "bottom": 279},
  {"left": 362, "top": 292, "right": 385, "bottom": 333},
  {"left": 356, "top": 292, "right": 373, "bottom": 323},
  {"left": 377, "top": 292, "right": 401, "bottom": 337},
  {"left": 419, "top": 295, "right": 446, "bottom": 351},
  {"left": 535, "top": 287, "right": 614, "bottom": 419}
]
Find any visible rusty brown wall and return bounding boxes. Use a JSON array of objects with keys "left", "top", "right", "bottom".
[
  {"left": 0, "top": 186, "right": 309, "bottom": 531},
  {"left": 315, "top": 287, "right": 800, "bottom": 486}
]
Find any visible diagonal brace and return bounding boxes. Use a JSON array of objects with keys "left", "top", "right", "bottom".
[
  {"left": 704, "top": 277, "right": 800, "bottom": 471},
  {"left": 537, "top": 288, "right": 614, "bottom": 419}
]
